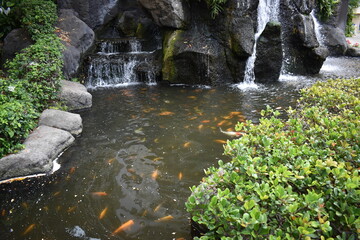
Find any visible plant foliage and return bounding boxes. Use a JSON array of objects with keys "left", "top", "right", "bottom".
[
  {"left": 186, "top": 78, "right": 360, "bottom": 239},
  {"left": 346, "top": 0, "right": 360, "bottom": 36},
  {"left": 316, "top": 0, "right": 339, "bottom": 20},
  {"left": 0, "top": 0, "right": 64, "bottom": 157}
]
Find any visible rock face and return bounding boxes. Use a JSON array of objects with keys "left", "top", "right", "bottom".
[
  {"left": 138, "top": 0, "right": 189, "bottom": 28},
  {"left": 1, "top": 28, "right": 34, "bottom": 67},
  {"left": 39, "top": 109, "right": 83, "bottom": 136},
  {"left": 280, "top": 0, "right": 328, "bottom": 74},
  {"left": 59, "top": 80, "right": 92, "bottom": 110},
  {"left": 56, "top": 9, "right": 95, "bottom": 78},
  {"left": 57, "top": 0, "right": 119, "bottom": 30},
  {"left": 317, "top": 1, "right": 348, "bottom": 55},
  {"left": 0, "top": 126, "right": 74, "bottom": 181},
  {"left": 254, "top": 22, "right": 282, "bottom": 83}
]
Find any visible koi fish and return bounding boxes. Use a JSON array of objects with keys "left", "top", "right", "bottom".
[
  {"left": 91, "top": 192, "right": 108, "bottom": 197},
  {"left": 153, "top": 203, "right": 162, "bottom": 212},
  {"left": 198, "top": 124, "right": 204, "bottom": 130},
  {"left": 159, "top": 111, "right": 175, "bottom": 116},
  {"left": 214, "top": 139, "right": 227, "bottom": 144},
  {"left": 99, "top": 207, "right": 108, "bottom": 220},
  {"left": 201, "top": 120, "right": 210, "bottom": 123},
  {"left": 69, "top": 167, "right": 76, "bottom": 174},
  {"left": 178, "top": 172, "right": 183, "bottom": 180},
  {"left": 111, "top": 220, "right": 134, "bottom": 235},
  {"left": 67, "top": 206, "right": 77, "bottom": 213},
  {"left": 219, "top": 128, "right": 245, "bottom": 137},
  {"left": 183, "top": 142, "right": 191, "bottom": 148},
  {"left": 151, "top": 170, "right": 159, "bottom": 180},
  {"left": 22, "top": 224, "right": 36, "bottom": 236},
  {"left": 155, "top": 215, "right": 174, "bottom": 222}
]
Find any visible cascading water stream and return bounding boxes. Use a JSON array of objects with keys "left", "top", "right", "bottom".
[
  {"left": 238, "top": 0, "right": 280, "bottom": 89},
  {"left": 87, "top": 38, "right": 157, "bottom": 88},
  {"left": 310, "top": 10, "right": 326, "bottom": 47}
]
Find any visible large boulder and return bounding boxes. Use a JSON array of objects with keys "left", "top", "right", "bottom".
[
  {"left": 39, "top": 109, "right": 83, "bottom": 136},
  {"left": 139, "top": 0, "right": 189, "bottom": 29},
  {"left": 0, "top": 126, "right": 74, "bottom": 181},
  {"left": 59, "top": 80, "right": 92, "bottom": 111},
  {"left": 56, "top": 9, "right": 95, "bottom": 78},
  {"left": 0, "top": 28, "right": 34, "bottom": 66},
  {"left": 162, "top": 29, "right": 233, "bottom": 85},
  {"left": 254, "top": 22, "right": 282, "bottom": 83},
  {"left": 280, "top": 2, "right": 328, "bottom": 75},
  {"left": 57, "top": 0, "right": 119, "bottom": 30}
]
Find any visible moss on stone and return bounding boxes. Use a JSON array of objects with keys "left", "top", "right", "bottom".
[{"left": 162, "top": 30, "right": 183, "bottom": 82}]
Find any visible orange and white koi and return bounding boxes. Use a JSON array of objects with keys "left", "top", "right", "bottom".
[
  {"left": 155, "top": 215, "right": 174, "bottom": 222},
  {"left": 219, "top": 128, "right": 245, "bottom": 137}
]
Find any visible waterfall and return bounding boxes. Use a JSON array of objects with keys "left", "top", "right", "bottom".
[
  {"left": 239, "top": 0, "right": 280, "bottom": 89},
  {"left": 87, "top": 38, "right": 156, "bottom": 88},
  {"left": 310, "top": 10, "right": 326, "bottom": 47}
]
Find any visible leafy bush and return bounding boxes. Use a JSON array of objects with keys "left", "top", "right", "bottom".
[
  {"left": 317, "top": 0, "right": 339, "bottom": 21},
  {"left": 0, "top": 0, "right": 64, "bottom": 158},
  {"left": 19, "top": 0, "right": 57, "bottom": 39},
  {"left": 5, "top": 34, "right": 64, "bottom": 110},
  {"left": 0, "top": 79, "right": 39, "bottom": 157},
  {"left": 186, "top": 78, "right": 360, "bottom": 239}
]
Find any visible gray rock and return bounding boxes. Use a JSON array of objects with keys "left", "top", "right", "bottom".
[
  {"left": 56, "top": 9, "right": 95, "bottom": 78},
  {"left": 57, "top": 0, "right": 119, "bottom": 30},
  {"left": 139, "top": 0, "right": 188, "bottom": 28},
  {"left": 39, "top": 109, "right": 83, "bottom": 136},
  {"left": 0, "top": 126, "right": 75, "bottom": 181},
  {"left": 345, "top": 47, "right": 360, "bottom": 57},
  {"left": 1, "top": 28, "right": 34, "bottom": 66},
  {"left": 320, "top": 24, "right": 348, "bottom": 56},
  {"left": 254, "top": 22, "right": 282, "bottom": 83},
  {"left": 59, "top": 80, "right": 92, "bottom": 111}
]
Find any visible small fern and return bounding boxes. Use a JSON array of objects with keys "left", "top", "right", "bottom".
[{"left": 201, "top": 0, "right": 228, "bottom": 18}]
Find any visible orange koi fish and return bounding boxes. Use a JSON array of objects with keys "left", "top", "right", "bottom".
[
  {"left": 151, "top": 170, "right": 159, "bottom": 180},
  {"left": 155, "top": 215, "right": 174, "bottom": 222},
  {"left": 159, "top": 111, "right": 175, "bottom": 116},
  {"left": 99, "top": 207, "right": 108, "bottom": 220},
  {"left": 22, "top": 224, "right": 36, "bottom": 236},
  {"left": 214, "top": 139, "right": 227, "bottom": 144},
  {"left": 178, "top": 172, "right": 183, "bottom": 180},
  {"left": 91, "top": 192, "right": 108, "bottom": 197},
  {"left": 111, "top": 220, "right": 135, "bottom": 235},
  {"left": 67, "top": 206, "right": 77, "bottom": 213},
  {"left": 201, "top": 120, "right": 210, "bottom": 123},
  {"left": 153, "top": 203, "right": 162, "bottom": 212},
  {"left": 183, "top": 142, "right": 191, "bottom": 148},
  {"left": 69, "top": 167, "right": 76, "bottom": 174}
]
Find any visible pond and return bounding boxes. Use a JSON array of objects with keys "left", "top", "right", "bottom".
[{"left": 0, "top": 57, "right": 359, "bottom": 240}]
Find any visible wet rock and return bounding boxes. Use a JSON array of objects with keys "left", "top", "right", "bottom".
[
  {"left": 138, "top": 0, "right": 189, "bottom": 28},
  {"left": 345, "top": 47, "right": 360, "bottom": 57},
  {"left": 57, "top": 0, "right": 119, "bottom": 30},
  {"left": 1, "top": 28, "right": 34, "bottom": 66},
  {"left": 254, "top": 22, "right": 282, "bottom": 83},
  {"left": 59, "top": 80, "right": 92, "bottom": 110},
  {"left": 0, "top": 126, "right": 74, "bottom": 181},
  {"left": 56, "top": 9, "right": 95, "bottom": 78},
  {"left": 319, "top": 24, "right": 348, "bottom": 56},
  {"left": 162, "top": 29, "right": 233, "bottom": 85},
  {"left": 39, "top": 109, "right": 83, "bottom": 136},
  {"left": 281, "top": 7, "right": 328, "bottom": 74}
]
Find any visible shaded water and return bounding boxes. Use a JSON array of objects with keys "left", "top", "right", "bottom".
[{"left": 1, "top": 57, "right": 359, "bottom": 240}]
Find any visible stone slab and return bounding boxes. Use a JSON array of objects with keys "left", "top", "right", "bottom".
[
  {"left": 0, "top": 126, "right": 75, "bottom": 181},
  {"left": 59, "top": 80, "right": 92, "bottom": 111},
  {"left": 39, "top": 109, "right": 83, "bottom": 136}
]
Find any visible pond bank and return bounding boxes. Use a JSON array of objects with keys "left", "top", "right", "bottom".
[{"left": 0, "top": 81, "right": 92, "bottom": 182}]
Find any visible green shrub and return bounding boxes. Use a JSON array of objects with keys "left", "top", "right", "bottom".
[
  {"left": 5, "top": 34, "right": 64, "bottom": 110},
  {"left": 0, "top": 0, "right": 64, "bottom": 158},
  {"left": 317, "top": 0, "right": 339, "bottom": 21},
  {"left": 186, "top": 78, "right": 360, "bottom": 239},
  {"left": 19, "top": 0, "right": 57, "bottom": 39},
  {"left": 0, "top": 78, "right": 39, "bottom": 157}
]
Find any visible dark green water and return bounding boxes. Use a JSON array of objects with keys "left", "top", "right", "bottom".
[{"left": 0, "top": 80, "right": 309, "bottom": 240}]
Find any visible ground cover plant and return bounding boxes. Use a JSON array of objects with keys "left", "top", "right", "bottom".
[
  {"left": 0, "top": 0, "right": 63, "bottom": 157},
  {"left": 186, "top": 78, "right": 360, "bottom": 239}
]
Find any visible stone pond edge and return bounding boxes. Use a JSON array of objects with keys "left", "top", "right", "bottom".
[{"left": 0, "top": 80, "right": 92, "bottom": 182}]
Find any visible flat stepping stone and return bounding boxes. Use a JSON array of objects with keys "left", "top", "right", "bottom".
[
  {"left": 39, "top": 109, "right": 83, "bottom": 136},
  {"left": 59, "top": 80, "right": 92, "bottom": 111}
]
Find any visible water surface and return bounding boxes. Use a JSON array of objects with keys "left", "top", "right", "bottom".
[{"left": 0, "top": 57, "right": 359, "bottom": 240}]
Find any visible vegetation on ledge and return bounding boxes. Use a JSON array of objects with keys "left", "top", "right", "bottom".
[
  {"left": 186, "top": 78, "right": 360, "bottom": 239},
  {"left": 0, "top": 0, "right": 63, "bottom": 158}
]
